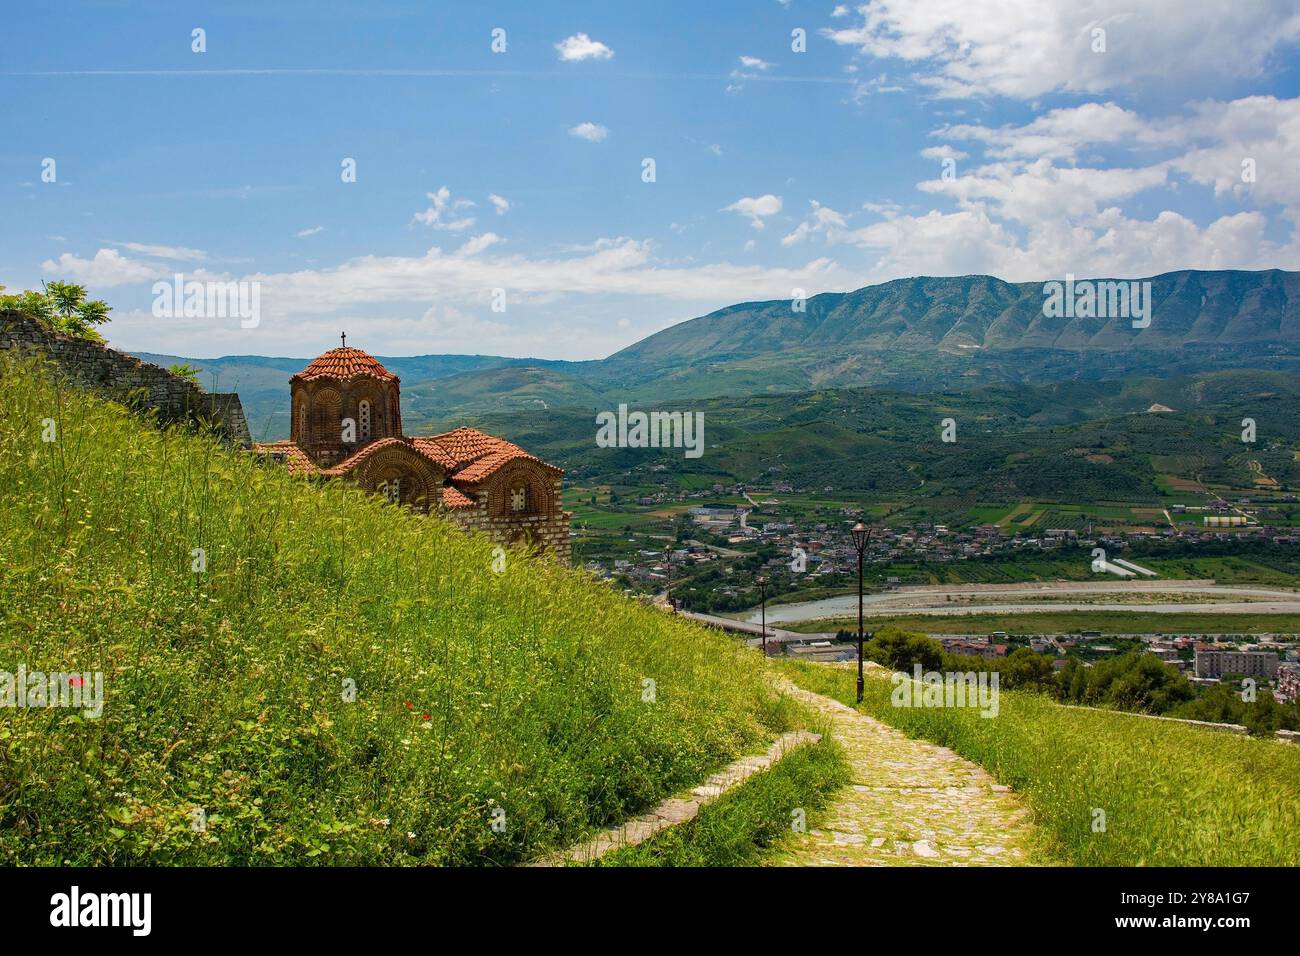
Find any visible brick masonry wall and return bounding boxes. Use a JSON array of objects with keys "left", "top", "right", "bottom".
[
  {"left": 0, "top": 309, "right": 251, "bottom": 446},
  {"left": 446, "top": 480, "right": 573, "bottom": 565}
]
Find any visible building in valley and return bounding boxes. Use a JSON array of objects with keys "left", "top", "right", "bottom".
[
  {"left": 253, "top": 341, "right": 571, "bottom": 562},
  {"left": 1193, "top": 648, "right": 1279, "bottom": 680}
]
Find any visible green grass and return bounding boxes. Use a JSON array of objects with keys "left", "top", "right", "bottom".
[
  {"left": 785, "top": 611, "right": 1300, "bottom": 636},
  {"left": 778, "top": 660, "right": 1300, "bottom": 866},
  {"left": 595, "top": 735, "right": 848, "bottom": 867},
  {"left": 0, "top": 354, "right": 798, "bottom": 865}
]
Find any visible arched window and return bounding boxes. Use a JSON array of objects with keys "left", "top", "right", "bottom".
[
  {"left": 312, "top": 389, "right": 342, "bottom": 443},
  {"left": 509, "top": 485, "right": 527, "bottom": 512},
  {"left": 378, "top": 478, "right": 401, "bottom": 503},
  {"left": 358, "top": 400, "right": 372, "bottom": 440}
]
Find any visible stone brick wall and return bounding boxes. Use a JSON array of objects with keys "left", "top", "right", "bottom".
[
  {"left": 0, "top": 308, "right": 250, "bottom": 446},
  {"left": 446, "top": 476, "right": 572, "bottom": 564}
]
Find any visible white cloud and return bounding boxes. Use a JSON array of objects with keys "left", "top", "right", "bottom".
[
  {"left": 91, "top": 238, "right": 860, "bottom": 359},
  {"left": 782, "top": 201, "right": 849, "bottom": 245},
  {"left": 738, "top": 55, "right": 774, "bottom": 70},
  {"left": 832, "top": 4, "right": 850, "bottom": 16},
  {"left": 919, "top": 144, "right": 969, "bottom": 162},
  {"left": 295, "top": 226, "right": 325, "bottom": 238},
  {"left": 822, "top": 0, "right": 1300, "bottom": 99},
  {"left": 42, "top": 248, "right": 169, "bottom": 287},
  {"left": 932, "top": 95, "right": 1300, "bottom": 220},
  {"left": 488, "top": 193, "right": 510, "bottom": 215},
  {"left": 1165, "top": 96, "right": 1300, "bottom": 216},
  {"left": 939, "top": 102, "right": 1152, "bottom": 161},
  {"left": 724, "top": 194, "right": 783, "bottom": 229},
  {"left": 555, "top": 33, "right": 614, "bottom": 62},
  {"left": 847, "top": 72, "right": 906, "bottom": 102},
  {"left": 455, "top": 233, "right": 502, "bottom": 257},
  {"left": 116, "top": 241, "right": 207, "bottom": 261},
  {"left": 568, "top": 122, "right": 609, "bottom": 142},
  {"left": 412, "top": 186, "right": 476, "bottom": 231}
]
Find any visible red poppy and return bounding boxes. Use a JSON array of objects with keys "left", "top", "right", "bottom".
[
  {"left": 422, "top": 713, "right": 431, "bottom": 721},
  {"left": 69, "top": 676, "right": 85, "bottom": 688},
  {"left": 404, "top": 701, "right": 413, "bottom": 709}
]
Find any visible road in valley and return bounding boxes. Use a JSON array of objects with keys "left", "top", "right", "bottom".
[{"left": 736, "top": 580, "right": 1300, "bottom": 626}]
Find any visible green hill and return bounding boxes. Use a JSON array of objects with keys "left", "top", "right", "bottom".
[
  {"left": 430, "top": 370, "right": 1300, "bottom": 499},
  {"left": 610, "top": 269, "right": 1300, "bottom": 365},
  {"left": 0, "top": 352, "right": 796, "bottom": 865},
  {"left": 143, "top": 270, "right": 1300, "bottom": 442}
]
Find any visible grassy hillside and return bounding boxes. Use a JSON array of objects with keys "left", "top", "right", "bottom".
[
  {"left": 0, "top": 353, "right": 795, "bottom": 865},
  {"left": 433, "top": 371, "right": 1300, "bottom": 497},
  {"left": 781, "top": 661, "right": 1300, "bottom": 866}
]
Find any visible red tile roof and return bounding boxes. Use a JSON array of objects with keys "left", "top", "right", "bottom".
[
  {"left": 291, "top": 347, "right": 398, "bottom": 383},
  {"left": 452, "top": 449, "right": 523, "bottom": 484},
  {"left": 422, "top": 426, "right": 560, "bottom": 485},
  {"left": 441, "top": 486, "right": 476, "bottom": 509},
  {"left": 317, "top": 437, "right": 428, "bottom": 477},
  {"left": 424, "top": 426, "right": 524, "bottom": 461},
  {"left": 252, "top": 440, "right": 318, "bottom": 474},
  {"left": 252, "top": 427, "right": 558, "bottom": 501}
]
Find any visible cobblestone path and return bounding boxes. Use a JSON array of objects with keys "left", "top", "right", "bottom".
[{"left": 769, "top": 676, "right": 1042, "bottom": 867}]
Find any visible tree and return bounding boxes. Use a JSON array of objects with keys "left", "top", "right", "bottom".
[
  {"left": 0, "top": 281, "right": 111, "bottom": 342},
  {"left": 999, "top": 647, "right": 1054, "bottom": 690},
  {"left": 44, "top": 281, "right": 111, "bottom": 340},
  {"left": 169, "top": 363, "right": 201, "bottom": 384},
  {"left": 865, "top": 627, "right": 943, "bottom": 672}
]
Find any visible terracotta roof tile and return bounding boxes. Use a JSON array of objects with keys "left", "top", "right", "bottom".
[
  {"left": 318, "top": 436, "right": 458, "bottom": 477},
  {"left": 252, "top": 440, "right": 318, "bottom": 474},
  {"left": 441, "top": 486, "right": 477, "bottom": 509},
  {"left": 291, "top": 347, "right": 398, "bottom": 383},
  {"left": 423, "top": 426, "right": 523, "bottom": 463},
  {"left": 452, "top": 449, "right": 522, "bottom": 484},
  {"left": 409, "top": 438, "right": 460, "bottom": 469},
  {"left": 253, "top": 425, "right": 561, "bottom": 495}
]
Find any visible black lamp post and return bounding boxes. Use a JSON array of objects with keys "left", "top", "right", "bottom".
[
  {"left": 851, "top": 521, "right": 874, "bottom": 703},
  {"left": 664, "top": 542, "right": 675, "bottom": 613},
  {"left": 756, "top": 576, "right": 769, "bottom": 656}
]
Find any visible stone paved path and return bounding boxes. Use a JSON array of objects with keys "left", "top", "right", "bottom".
[
  {"left": 768, "top": 676, "right": 1040, "bottom": 867},
  {"left": 530, "top": 730, "right": 821, "bottom": 866}
]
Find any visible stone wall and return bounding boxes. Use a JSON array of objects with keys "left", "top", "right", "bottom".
[
  {"left": 0, "top": 309, "right": 250, "bottom": 446},
  {"left": 446, "top": 476, "right": 572, "bottom": 564}
]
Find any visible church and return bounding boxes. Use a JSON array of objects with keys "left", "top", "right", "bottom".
[{"left": 253, "top": 339, "right": 571, "bottom": 563}]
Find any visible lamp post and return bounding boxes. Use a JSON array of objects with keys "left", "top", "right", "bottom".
[
  {"left": 756, "top": 576, "right": 769, "bottom": 656},
  {"left": 851, "top": 521, "right": 874, "bottom": 703},
  {"left": 664, "top": 542, "right": 675, "bottom": 613}
]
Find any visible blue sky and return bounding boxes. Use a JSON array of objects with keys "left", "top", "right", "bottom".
[{"left": 3, "top": 0, "right": 1300, "bottom": 359}]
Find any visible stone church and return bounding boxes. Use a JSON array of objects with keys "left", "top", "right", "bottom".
[{"left": 253, "top": 341, "right": 571, "bottom": 562}]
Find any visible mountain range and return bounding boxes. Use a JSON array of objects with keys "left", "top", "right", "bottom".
[{"left": 135, "top": 268, "right": 1300, "bottom": 441}]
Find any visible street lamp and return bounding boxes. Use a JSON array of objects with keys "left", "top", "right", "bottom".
[
  {"left": 664, "top": 541, "right": 675, "bottom": 613},
  {"left": 756, "top": 576, "right": 769, "bottom": 656},
  {"left": 851, "top": 521, "right": 874, "bottom": 703}
]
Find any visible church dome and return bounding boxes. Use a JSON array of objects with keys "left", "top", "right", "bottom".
[{"left": 292, "top": 345, "right": 398, "bottom": 383}]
